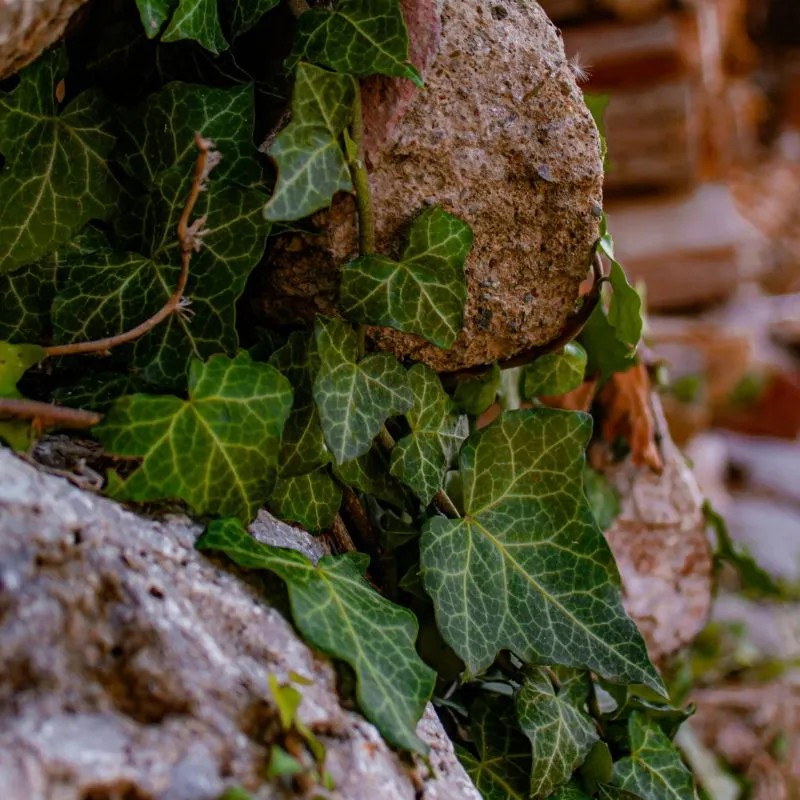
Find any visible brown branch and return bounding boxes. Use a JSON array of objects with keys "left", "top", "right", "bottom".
[
  {"left": 0, "top": 398, "right": 102, "bottom": 432},
  {"left": 340, "top": 486, "right": 380, "bottom": 556},
  {"left": 44, "top": 133, "right": 220, "bottom": 358},
  {"left": 327, "top": 513, "right": 358, "bottom": 555}
]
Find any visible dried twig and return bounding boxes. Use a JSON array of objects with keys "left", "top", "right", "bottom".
[
  {"left": 44, "top": 133, "right": 220, "bottom": 358},
  {"left": 0, "top": 398, "right": 102, "bottom": 433},
  {"left": 328, "top": 513, "right": 358, "bottom": 554}
]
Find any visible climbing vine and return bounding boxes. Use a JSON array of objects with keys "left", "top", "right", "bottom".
[{"left": 0, "top": 0, "right": 703, "bottom": 797}]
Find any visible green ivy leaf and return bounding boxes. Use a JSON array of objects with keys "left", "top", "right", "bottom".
[
  {"left": 584, "top": 93, "right": 609, "bottom": 167},
  {"left": 313, "top": 316, "right": 412, "bottom": 463},
  {"left": 390, "top": 364, "right": 467, "bottom": 505},
  {"left": 53, "top": 373, "right": 145, "bottom": 414},
  {"left": 288, "top": 0, "right": 422, "bottom": 86},
  {"left": 455, "top": 694, "right": 531, "bottom": 800},
  {"left": 419, "top": 409, "right": 662, "bottom": 692},
  {"left": 580, "top": 741, "right": 614, "bottom": 793},
  {"left": 161, "top": 0, "right": 228, "bottom": 54},
  {"left": 579, "top": 305, "right": 635, "bottom": 382},
  {"left": 597, "top": 786, "right": 642, "bottom": 800},
  {"left": 268, "top": 330, "right": 329, "bottom": 477},
  {"left": 95, "top": 352, "right": 292, "bottom": 521},
  {"left": 452, "top": 362, "right": 501, "bottom": 416},
  {"left": 522, "top": 343, "right": 587, "bottom": 399},
  {"left": 134, "top": 0, "right": 175, "bottom": 38},
  {"left": 52, "top": 167, "right": 270, "bottom": 390},
  {"left": 118, "top": 82, "right": 261, "bottom": 188},
  {"left": 0, "top": 341, "right": 46, "bottom": 451},
  {"left": 340, "top": 206, "right": 473, "bottom": 348},
  {"left": 551, "top": 781, "right": 593, "bottom": 800},
  {"left": 584, "top": 466, "right": 620, "bottom": 532},
  {"left": 268, "top": 467, "right": 342, "bottom": 532},
  {"left": 232, "top": 0, "right": 280, "bottom": 36},
  {"left": 599, "top": 215, "right": 642, "bottom": 351},
  {"left": 0, "top": 47, "right": 117, "bottom": 273},
  {"left": 612, "top": 713, "right": 695, "bottom": 800},
  {"left": 197, "top": 517, "right": 436, "bottom": 753},
  {"left": 516, "top": 668, "right": 598, "bottom": 799},
  {"left": 264, "top": 63, "right": 356, "bottom": 222},
  {"left": 332, "top": 445, "right": 406, "bottom": 507}
]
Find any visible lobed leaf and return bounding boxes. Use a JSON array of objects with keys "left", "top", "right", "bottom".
[
  {"left": 312, "top": 316, "right": 412, "bottom": 463},
  {"left": 197, "top": 517, "right": 436, "bottom": 753},
  {"left": 288, "top": 0, "right": 422, "bottom": 86},
  {"left": 516, "top": 668, "right": 598, "bottom": 799},
  {"left": 0, "top": 47, "right": 118, "bottom": 273},
  {"left": 523, "top": 343, "right": 588, "bottom": 399},
  {"left": 264, "top": 63, "right": 356, "bottom": 222},
  {"left": 611, "top": 713, "right": 695, "bottom": 800},
  {"left": 390, "top": 364, "right": 468, "bottom": 505},
  {"left": 268, "top": 467, "right": 342, "bottom": 533},
  {"left": 232, "top": 0, "right": 280, "bottom": 36},
  {"left": 162, "top": 0, "right": 227, "bottom": 53},
  {"left": 340, "top": 206, "right": 472, "bottom": 348},
  {"left": 94, "top": 352, "right": 292, "bottom": 521},
  {"left": 419, "top": 408, "right": 662, "bottom": 692}
]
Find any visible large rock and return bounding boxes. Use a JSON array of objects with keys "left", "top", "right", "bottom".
[
  {"left": 258, "top": 0, "right": 603, "bottom": 371},
  {"left": 0, "top": 448, "right": 480, "bottom": 800}
]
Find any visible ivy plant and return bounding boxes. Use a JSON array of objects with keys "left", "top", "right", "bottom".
[{"left": 0, "top": 1, "right": 708, "bottom": 797}]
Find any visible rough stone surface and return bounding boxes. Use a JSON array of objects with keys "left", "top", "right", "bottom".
[
  {"left": 258, "top": 0, "right": 603, "bottom": 371},
  {"left": 0, "top": 0, "right": 89, "bottom": 79},
  {"left": 0, "top": 448, "right": 480, "bottom": 800}
]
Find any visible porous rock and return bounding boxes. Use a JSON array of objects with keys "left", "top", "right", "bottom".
[
  {"left": 258, "top": 0, "right": 603, "bottom": 371},
  {"left": 0, "top": 448, "right": 480, "bottom": 800}
]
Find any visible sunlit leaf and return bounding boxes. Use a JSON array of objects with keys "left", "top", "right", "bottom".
[
  {"left": 0, "top": 341, "right": 47, "bottom": 451},
  {"left": 197, "top": 517, "right": 436, "bottom": 753},
  {"left": 523, "top": 343, "right": 587, "bottom": 399}
]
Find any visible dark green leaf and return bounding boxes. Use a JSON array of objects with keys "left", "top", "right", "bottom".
[
  {"left": 599, "top": 215, "right": 642, "bottom": 351},
  {"left": 0, "top": 47, "right": 117, "bottom": 272},
  {"left": 452, "top": 362, "right": 501, "bottom": 416},
  {"left": 580, "top": 741, "right": 614, "bottom": 794},
  {"left": 332, "top": 445, "right": 406, "bottom": 506},
  {"left": 551, "top": 782, "right": 592, "bottom": 800},
  {"left": 455, "top": 694, "right": 531, "bottom": 800},
  {"left": 197, "top": 517, "right": 436, "bottom": 753},
  {"left": 419, "top": 409, "right": 662, "bottom": 692},
  {"left": 134, "top": 0, "right": 175, "bottom": 38},
  {"left": 612, "top": 713, "right": 695, "bottom": 800},
  {"left": 0, "top": 341, "right": 46, "bottom": 451},
  {"left": 597, "top": 785, "right": 642, "bottom": 800},
  {"left": 579, "top": 305, "right": 635, "bottom": 382},
  {"left": 268, "top": 467, "right": 342, "bottom": 532},
  {"left": 390, "top": 364, "right": 468, "bottom": 505},
  {"left": 162, "top": 0, "right": 228, "bottom": 54},
  {"left": 340, "top": 206, "right": 472, "bottom": 348},
  {"left": 522, "top": 343, "right": 587, "bottom": 399},
  {"left": 95, "top": 352, "right": 292, "bottom": 521},
  {"left": 232, "top": 0, "right": 280, "bottom": 35},
  {"left": 313, "top": 316, "right": 412, "bottom": 463},
  {"left": 516, "top": 668, "right": 598, "bottom": 799},
  {"left": 53, "top": 373, "right": 146, "bottom": 413},
  {"left": 264, "top": 63, "right": 356, "bottom": 222},
  {"left": 288, "top": 0, "right": 422, "bottom": 86},
  {"left": 583, "top": 466, "right": 620, "bottom": 532}
]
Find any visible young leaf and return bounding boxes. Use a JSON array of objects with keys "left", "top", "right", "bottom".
[
  {"left": 452, "top": 362, "right": 502, "bottom": 416},
  {"left": 268, "top": 467, "right": 342, "bottom": 533},
  {"left": 0, "top": 47, "right": 117, "bottom": 272},
  {"left": 52, "top": 167, "right": 270, "bottom": 391},
  {"left": 264, "top": 63, "right": 356, "bottom": 222},
  {"left": 95, "top": 352, "right": 292, "bottom": 521},
  {"left": 313, "top": 316, "right": 412, "bottom": 463},
  {"left": 232, "top": 0, "right": 280, "bottom": 36},
  {"left": 267, "top": 746, "right": 305, "bottom": 779},
  {"left": 390, "top": 364, "right": 468, "bottom": 505},
  {"left": 162, "top": 0, "right": 228, "bottom": 53},
  {"left": 516, "top": 668, "right": 598, "bottom": 799},
  {"left": 197, "top": 517, "right": 436, "bottom": 753},
  {"left": 288, "top": 0, "right": 422, "bottom": 86},
  {"left": 0, "top": 341, "right": 47, "bottom": 451},
  {"left": 340, "top": 206, "right": 473, "bottom": 348},
  {"left": 268, "top": 673, "right": 303, "bottom": 731},
  {"left": 419, "top": 409, "right": 662, "bottom": 693},
  {"left": 611, "top": 713, "right": 695, "bottom": 800},
  {"left": 455, "top": 694, "right": 531, "bottom": 800},
  {"left": 522, "top": 343, "right": 587, "bottom": 399}
]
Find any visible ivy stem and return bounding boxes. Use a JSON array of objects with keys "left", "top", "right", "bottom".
[{"left": 43, "top": 133, "right": 218, "bottom": 358}]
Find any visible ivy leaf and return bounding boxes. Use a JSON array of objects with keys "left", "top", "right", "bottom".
[
  {"left": 419, "top": 409, "right": 662, "bottom": 692},
  {"left": 340, "top": 206, "right": 472, "bottom": 348},
  {"left": 53, "top": 373, "right": 145, "bottom": 414},
  {"left": 264, "top": 63, "right": 356, "bottom": 222},
  {"left": 197, "top": 517, "right": 436, "bottom": 753},
  {"left": 288, "top": 0, "right": 422, "bottom": 86},
  {"left": 516, "top": 668, "right": 598, "bottom": 799},
  {"left": 599, "top": 215, "right": 642, "bottom": 351},
  {"left": 583, "top": 465, "right": 620, "bottom": 532},
  {"left": 268, "top": 331, "right": 329, "bottom": 477},
  {"left": 161, "top": 0, "right": 228, "bottom": 54},
  {"left": 0, "top": 47, "right": 117, "bottom": 273},
  {"left": 52, "top": 168, "right": 270, "bottom": 391},
  {"left": 551, "top": 782, "right": 593, "bottom": 800},
  {"left": 597, "top": 786, "right": 642, "bottom": 800},
  {"left": 94, "top": 352, "right": 292, "bottom": 521},
  {"left": 522, "top": 343, "right": 587, "bottom": 399},
  {"left": 455, "top": 694, "right": 531, "bottom": 800},
  {"left": 313, "top": 316, "right": 413, "bottom": 463},
  {"left": 452, "top": 362, "right": 502, "bottom": 416},
  {"left": 332, "top": 445, "right": 406, "bottom": 507},
  {"left": 134, "top": 0, "right": 175, "bottom": 37},
  {"left": 232, "top": 0, "right": 280, "bottom": 35},
  {"left": 611, "top": 713, "right": 695, "bottom": 800},
  {"left": 118, "top": 82, "right": 261, "bottom": 188},
  {"left": 584, "top": 93, "right": 609, "bottom": 167},
  {"left": 579, "top": 305, "right": 635, "bottom": 383},
  {"left": 268, "top": 467, "right": 342, "bottom": 532},
  {"left": 0, "top": 341, "right": 46, "bottom": 451},
  {"left": 390, "top": 364, "right": 468, "bottom": 505}
]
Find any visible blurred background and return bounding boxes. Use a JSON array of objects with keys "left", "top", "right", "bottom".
[{"left": 540, "top": 1, "right": 800, "bottom": 797}]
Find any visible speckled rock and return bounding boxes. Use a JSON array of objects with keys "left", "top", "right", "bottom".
[
  {"left": 258, "top": 0, "right": 603, "bottom": 371},
  {"left": 0, "top": 448, "right": 480, "bottom": 800}
]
